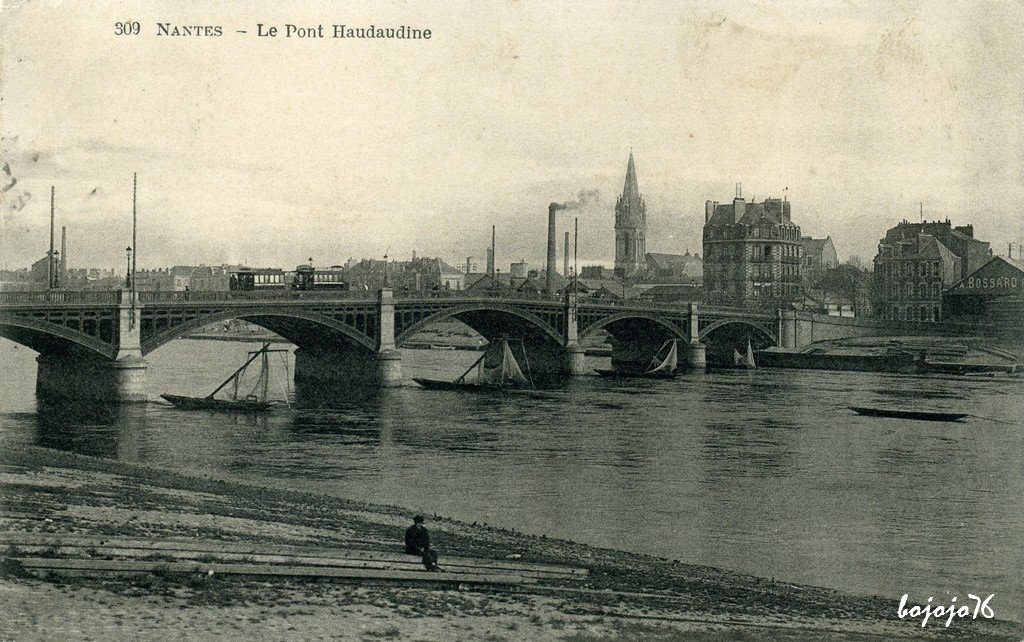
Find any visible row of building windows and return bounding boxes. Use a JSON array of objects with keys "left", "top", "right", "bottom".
[
  {"left": 881, "top": 280, "right": 942, "bottom": 300},
  {"left": 704, "top": 243, "right": 802, "bottom": 261},
  {"left": 876, "top": 261, "right": 941, "bottom": 278},
  {"left": 704, "top": 226, "right": 801, "bottom": 241},
  {"left": 883, "top": 304, "right": 941, "bottom": 322}
]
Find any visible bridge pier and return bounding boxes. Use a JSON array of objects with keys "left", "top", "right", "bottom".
[
  {"left": 35, "top": 293, "right": 148, "bottom": 402},
  {"left": 561, "top": 293, "right": 587, "bottom": 375},
  {"left": 293, "top": 289, "right": 403, "bottom": 390},
  {"left": 684, "top": 303, "right": 706, "bottom": 368}
]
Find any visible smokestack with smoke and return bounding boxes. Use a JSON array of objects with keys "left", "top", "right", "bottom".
[
  {"left": 546, "top": 190, "right": 600, "bottom": 293},
  {"left": 546, "top": 203, "right": 566, "bottom": 294}
]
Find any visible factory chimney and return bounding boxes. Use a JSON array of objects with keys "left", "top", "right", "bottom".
[{"left": 546, "top": 203, "right": 564, "bottom": 294}]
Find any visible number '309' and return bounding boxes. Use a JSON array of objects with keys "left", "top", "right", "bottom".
[{"left": 115, "top": 22, "right": 140, "bottom": 35}]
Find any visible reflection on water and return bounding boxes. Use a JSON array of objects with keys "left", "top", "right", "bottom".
[{"left": 1, "top": 338, "right": 1022, "bottom": 621}]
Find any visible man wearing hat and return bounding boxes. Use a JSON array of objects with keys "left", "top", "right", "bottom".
[{"left": 405, "top": 515, "right": 439, "bottom": 571}]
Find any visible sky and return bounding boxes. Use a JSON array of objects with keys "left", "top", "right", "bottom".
[{"left": 2, "top": 0, "right": 1022, "bottom": 272}]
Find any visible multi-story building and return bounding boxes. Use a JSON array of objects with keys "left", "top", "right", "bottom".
[
  {"left": 872, "top": 219, "right": 991, "bottom": 321},
  {"left": 643, "top": 252, "right": 703, "bottom": 283},
  {"left": 799, "top": 236, "right": 838, "bottom": 282},
  {"left": 614, "top": 152, "right": 646, "bottom": 278},
  {"left": 702, "top": 187, "right": 802, "bottom": 307}
]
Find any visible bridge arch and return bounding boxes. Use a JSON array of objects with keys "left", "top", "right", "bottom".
[
  {"left": 578, "top": 311, "right": 688, "bottom": 343},
  {"left": 698, "top": 318, "right": 777, "bottom": 345},
  {"left": 395, "top": 302, "right": 565, "bottom": 348},
  {"left": 141, "top": 309, "right": 377, "bottom": 355},
  {"left": 0, "top": 316, "right": 118, "bottom": 360}
]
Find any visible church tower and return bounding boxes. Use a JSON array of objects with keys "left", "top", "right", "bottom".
[{"left": 614, "top": 152, "right": 647, "bottom": 277}]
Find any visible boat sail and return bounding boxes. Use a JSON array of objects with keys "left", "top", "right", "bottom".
[
  {"left": 595, "top": 339, "right": 680, "bottom": 379},
  {"left": 478, "top": 339, "right": 531, "bottom": 386},
  {"left": 414, "top": 338, "right": 533, "bottom": 391},
  {"left": 161, "top": 343, "right": 291, "bottom": 412},
  {"left": 733, "top": 339, "right": 756, "bottom": 369}
]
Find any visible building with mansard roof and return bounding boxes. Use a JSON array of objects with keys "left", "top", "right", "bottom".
[
  {"left": 701, "top": 187, "right": 803, "bottom": 307},
  {"left": 871, "top": 219, "right": 991, "bottom": 322}
]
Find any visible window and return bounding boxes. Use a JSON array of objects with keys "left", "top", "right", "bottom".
[{"left": 764, "top": 245, "right": 771, "bottom": 258}]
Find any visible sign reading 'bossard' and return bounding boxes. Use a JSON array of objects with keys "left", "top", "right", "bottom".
[{"left": 947, "top": 256, "right": 1024, "bottom": 297}]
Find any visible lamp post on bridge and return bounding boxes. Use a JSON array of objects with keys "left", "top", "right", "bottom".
[{"left": 125, "top": 246, "right": 132, "bottom": 289}]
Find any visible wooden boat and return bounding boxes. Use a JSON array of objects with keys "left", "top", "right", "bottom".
[
  {"left": 414, "top": 339, "right": 533, "bottom": 392},
  {"left": 848, "top": 406, "right": 968, "bottom": 422},
  {"left": 159, "top": 394, "right": 276, "bottom": 412},
  {"left": 595, "top": 340, "right": 679, "bottom": 379},
  {"left": 161, "top": 343, "right": 290, "bottom": 412},
  {"left": 429, "top": 344, "right": 457, "bottom": 351}
]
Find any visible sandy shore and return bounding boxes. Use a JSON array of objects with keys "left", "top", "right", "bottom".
[{"left": 1, "top": 443, "right": 1019, "bottom": 641}]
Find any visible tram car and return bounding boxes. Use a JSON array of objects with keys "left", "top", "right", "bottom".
[
  {"left": 291, "top": 265, "right": 350, "bottom": 291},
  {"left": 229, "top": 267, "right": 287, "bottom": 291}
]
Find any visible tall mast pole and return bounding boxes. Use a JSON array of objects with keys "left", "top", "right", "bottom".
[
  {"left": 131, "top": 173, "right": 138, "bottom": 326},
  {"left": 132, "top": 173, "right": 137, "bottom": 288},
  {"left": 491, "top": 225, "right": 496, "bottom": 277},
  {"left": 573, "top": 216, "right": 578, "bottom": 297},
  {"left": 49, "top": 186, "right": 55, "bottom": 289}
]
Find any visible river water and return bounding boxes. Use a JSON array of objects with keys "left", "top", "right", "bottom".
[{"left": 1, "top": 338, "right": 1021, "bottom": 620}]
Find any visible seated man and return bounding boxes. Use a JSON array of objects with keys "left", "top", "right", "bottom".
[
  {"left": 405, "top": 515, "right": 430, "bottom": 555},
  {"left": 404, "top": 515, "right": 440, "bottom": 571}
]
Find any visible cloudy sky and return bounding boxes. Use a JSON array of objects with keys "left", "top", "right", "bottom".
[{"left": 2, "top": 0, "right": 1022, "bottom": 272}]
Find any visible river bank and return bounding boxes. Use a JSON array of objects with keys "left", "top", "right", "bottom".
[{"left": 1, "top": 443, "right": 1019, "bottom": 640}]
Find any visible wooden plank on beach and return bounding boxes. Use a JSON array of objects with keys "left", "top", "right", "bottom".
[
  {"left": 4, "top": 544, "right": 579, "bottom": 581},
  {"left": 0, "top": 533, "right": 587, "bottom": 578},
  {"left": 13, "top": 557, "right": 537, "bottom": 585}
]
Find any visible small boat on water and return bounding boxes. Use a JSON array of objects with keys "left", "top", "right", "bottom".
[
  {"left": 595, "top": 339, "right": 679, "bottom": 379},
  {"left": 161, "top": 343, "right": 290, "bottom": 412},
  {"left": 848, "top": 406, "right": 968, "bottom": 422},
  {"left": 414, "top": 339, "right": 533, "bottom": 392},
  {"left": 429, "top": 344, "right": 457, "bottom": 350},
  {"left": 733, "top": 339, "right": 756, "bottom": 369}
]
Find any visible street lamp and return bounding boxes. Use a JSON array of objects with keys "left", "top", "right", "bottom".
[{"left": 125, "top": 246, "right": 132, "bottom": 289}]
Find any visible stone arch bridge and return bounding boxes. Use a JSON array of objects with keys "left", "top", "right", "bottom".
[{"left": 0, "top": 289, "right": 917, "bottom": 401}]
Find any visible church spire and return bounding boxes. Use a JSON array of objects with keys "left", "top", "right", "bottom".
[{"left": 622, "top": 151, "right": 640, "bottom": 202}]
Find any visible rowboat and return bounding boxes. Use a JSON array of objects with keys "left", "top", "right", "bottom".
[{"left": 848, "top": 406, "right": 968, "bottom": 422}]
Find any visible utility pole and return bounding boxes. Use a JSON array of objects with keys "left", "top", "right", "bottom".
[
  {"left": 573, "top": 216, "right": 578, "bottom": 297},
  {"left": 48, "top": 186, "right": 55, "bottom": 289},
  {"left": 131, "top": 173, "right": 138, "bottom": 328}
]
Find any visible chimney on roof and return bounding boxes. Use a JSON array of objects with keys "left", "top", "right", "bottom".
[{"left": 705, "top": 200, "right": 717, "bottom": 223}]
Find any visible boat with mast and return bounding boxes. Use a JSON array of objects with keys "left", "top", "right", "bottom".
[
  {"left": 595, "top": 339, "right": 679, "bottom": 379},
  {"left": 161, "top": 343, "right": 291, "bottom": 412},
  {"left": 733, "top": 339, "right": 756, "bottom": 369},
  {"left": 413, "top": 338, "right": 533, "bottom": 391}
]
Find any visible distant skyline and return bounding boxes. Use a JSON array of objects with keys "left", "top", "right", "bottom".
[{"left": 2, "top": 1, "right": 1022, "bottom": 272}]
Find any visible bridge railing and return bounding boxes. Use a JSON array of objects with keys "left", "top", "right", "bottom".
[
  {"left": 137, "top": 289, "right": 381, "bottom": 303},
  {"left": 0, "top": 290, "right": 122, "bottom": 304}
]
